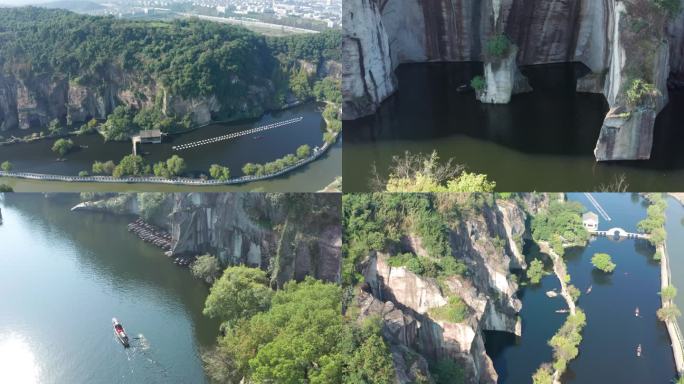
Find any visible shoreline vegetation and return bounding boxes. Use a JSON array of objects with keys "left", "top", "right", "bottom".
[
  {"left": 0, "top": 8, "right": 341, "bottom": 187},
  {"left": 0, "top": 90, "right": 341, "bottom": 186},
  {"left": 655, "top": 194, "right": 684, "bottom": 377},
  {"left": 530, "top": 197, "right": 589, "bottom": 384}
]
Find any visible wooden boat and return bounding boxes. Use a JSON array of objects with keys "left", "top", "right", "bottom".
[{"left": 112, "top": 318, "right": 130, "bottom": 348}]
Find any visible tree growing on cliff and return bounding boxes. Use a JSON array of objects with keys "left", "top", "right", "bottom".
[
  {"left": 137, "top": 192, "right": 166, "bottom": 222},
  {"left": 1, "top": 161, "right": 12, "bottom": 172},
  {"left": 591, "top": 253, "right": 616, "bottom": 273},
  {"left": 191, "top": 255, "right": 222, "bottom": 284},
  {"left": 52, "top": 138, "right": 75, "bottom": 157},
  {"left": 485, "top": 34, "right": 512, "bottom": 60},
  {"left": 430, "top": 358, "right": 465, "bottom": 384},
  {"left": 625, "top": 79, "right": 659, "bottom": 107},
  {"left": 654, "top": 0, "right": 682, "bottom": 17},
  {"left": 470, "top": 76, "right": 486, "bottom": 92},
  {"left": 380, "top": 151, "right": 496, "bottom": 193},
  {"left": 429, "top": 296, "right": 470, "bottom": 323}
]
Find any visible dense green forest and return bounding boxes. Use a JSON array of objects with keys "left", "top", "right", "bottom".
[
  {"left": 0, "top": 7, "right": 340, "bottom": 135},
  {"left": 202, "top": 269, "right": 395, "bottom": 384}
]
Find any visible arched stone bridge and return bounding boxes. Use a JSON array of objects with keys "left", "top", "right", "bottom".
[{"left": 590, "top": 227, "right": 649, "bottom": 239}]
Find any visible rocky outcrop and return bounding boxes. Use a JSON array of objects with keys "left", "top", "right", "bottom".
[
  {"left": 342, "top": 0, "right": 397, "bottom": 119},
  {"left": 74, "top": 193, "right": 342, "bottom": 286},
  {"left": 0, "top": 69, "right": 226, "bottom": 132},
  {"left": 594, "top": 2, "right": 673, "bottom": 160},
  {"left": 477, "top": 45, "right": 532, "bottom": 104},
  {"left": 343, "top": 0, "right": 684, "bottom": 161},
  {"left": 356, "top": 198, "right": 528, "bottom": 383},
  {"left": 168, "top": 193, "right": 342, "bottom": 285}
]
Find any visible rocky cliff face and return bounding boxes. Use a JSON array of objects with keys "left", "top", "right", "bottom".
[
  {"left": 74, "top": 193, "right": 342, "bottom": 286},
  {"left": 356, "top": 198, "right": 531, "bottom": 383},
  {"left": 343, "top": 0, "right": 684, "bottom": 161},
  {"left": 168, "top": 193, "right": 342, "bottom": 286},
  {"left": 342, "top": 0, "right": 397, "bottom": 120},
  {"left": 0, "top": 67, "right": 277, "bottom": 132}
]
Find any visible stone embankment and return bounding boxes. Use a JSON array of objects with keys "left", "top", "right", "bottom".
[
  {"left": 0, "top": 134, "right": 337, "bottom": 186},
  {"left": 660, "top": 242, "right": 684, "bottom": 376}
]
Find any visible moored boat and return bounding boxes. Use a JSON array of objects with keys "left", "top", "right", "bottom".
[
  {"left": 637, "top": 344, "right": 642, "bottom": 357},
  {"left": 112, "top": 317, "right": 130, "bottom": 348}
]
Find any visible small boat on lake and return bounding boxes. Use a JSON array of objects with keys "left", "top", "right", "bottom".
[
  {"left": 635, "top": 307, "right": 640, "bottom": 317},
  {"left": 586, "top": 285, "right": 593, "bottom": 294},
  {"left": 637, "top": 344, "right": 642, "bottom": 357},
  {"left": 112, "top": 318, "right": 130, "bottom": 348},
  {"left": 555, "top": 309, "right": 570, "bottom": 314}
]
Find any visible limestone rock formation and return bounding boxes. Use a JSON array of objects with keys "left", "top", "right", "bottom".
[
  {"left": 74, "top": 193, "right": 342, "bottom": 286},
  {"left": 355, "top": 198, "right": 530, "bottom": 383},
  {"left": 342, "top": 0, "right": 397, "bottom": 119},
  {"left": 168, "top": 193, "right": 342, "bottom": 285},
  {"left": 343, "top": 0, "right": 684, "bottom": 161}
]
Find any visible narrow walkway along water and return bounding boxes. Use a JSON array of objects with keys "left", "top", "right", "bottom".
[
  {"left": 666, "top": 194, "right": 684, "bottom": 376},
  {"left": 487, "top": 193, "right": 677, "bottom": 383},
  {"left": 0, "top": 102, "right": 326, "bottom": 179},
  {"left": 0, "top": 195, "right": 218, "bottom": 383}
]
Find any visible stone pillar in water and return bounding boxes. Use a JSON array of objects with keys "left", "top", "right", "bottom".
[
  {"left": 594, "top": 1, "right": 673, "bottom": 161},
  {"left": 476, "top": 0, "right": 531, "bottom": 104}
]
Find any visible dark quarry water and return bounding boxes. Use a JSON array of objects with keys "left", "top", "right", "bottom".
[
  {"left": 343, "top": 63, "right": 684, "bottom": 192},
  {"left": 0, "top": 102, "right": 326, "bottom": 178},
  {"left": 486, "top": 193, "right": 677, "bottom": 383},
  {"left": 0, "top": 194, "right": 218, "bottom": 383}
]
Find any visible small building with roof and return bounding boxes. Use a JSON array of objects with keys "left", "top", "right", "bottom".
[{"left": 582, "top": 211, "right": 599, "bottom": 231}]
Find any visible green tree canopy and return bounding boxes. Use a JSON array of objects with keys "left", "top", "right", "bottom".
[
  {"left": 209, "top": 164, "right": 231, "bottom": 181},
  {"left": 203, "top": 266, "right": 273, "bottom": 326},
  {"left": 191, "top": 255, "right": 222, "bottom": 284},
  {"left": 52, "top": 138, "right": 75, "bottom": 157},
  {"left": 112, "top": 154, "right": 146, "bottom": 178},
  {"left": 591, "top": 253, "right": 616, "bottom": 273}
]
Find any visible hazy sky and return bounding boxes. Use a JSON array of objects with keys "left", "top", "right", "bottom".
[{"left": 0, "top": 0, "right": 47, "bottom": 5}]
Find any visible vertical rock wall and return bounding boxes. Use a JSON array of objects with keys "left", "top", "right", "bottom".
[
  {"left": 342, "top": 0, "right": 397, "bottom": 119},
  {"left": 343, "top": 0, "right": 684, "bottom": 161}
]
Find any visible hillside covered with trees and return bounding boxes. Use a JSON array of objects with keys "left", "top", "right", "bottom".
[{"left": 0, "top": 7, "right": 340, "bottom": 137}]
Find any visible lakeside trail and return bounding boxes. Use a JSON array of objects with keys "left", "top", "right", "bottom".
[
  {"left": 660, "top": 242, "right": 684, "bottom": 376},
  {"left": 538, "top": 241, "right": 578, "bottom": 384}
]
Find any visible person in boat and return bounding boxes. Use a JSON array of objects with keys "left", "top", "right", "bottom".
[{"left": 112, "top": 318, "right": 130, "bottom": 347}]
